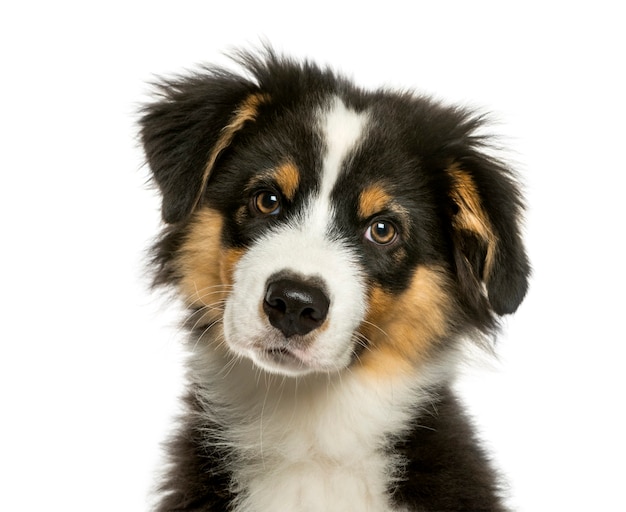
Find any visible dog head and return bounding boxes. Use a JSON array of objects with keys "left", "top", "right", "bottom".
[{"left": 140, "top": 51, "right": 529, "bottom": 377}]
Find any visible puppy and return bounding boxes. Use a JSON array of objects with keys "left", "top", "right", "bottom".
[{"left": 140, "top": 49, "right": 529, "bottom": 512}]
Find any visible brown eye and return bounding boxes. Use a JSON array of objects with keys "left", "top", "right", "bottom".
[
  {"left": 365, "top": 220, "right": 397, "bottom": 245},
  {"left": 253, "top": 191, "right": 281, "bottom": 216}
]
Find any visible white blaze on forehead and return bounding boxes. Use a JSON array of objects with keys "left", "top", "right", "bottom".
[
  {"left": 319, "top": 97, "right": 369, "bottom": 196},
  {"left": 307, "top": 97, "right": 369, "bottom": 231}
]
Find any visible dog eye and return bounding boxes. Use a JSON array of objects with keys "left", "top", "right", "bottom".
[
  {"left": 365, "top": 220, "right": 398, "bottom": 245},
  {"left": 252, "top": 190, "right": 282, "bottom": 216}
]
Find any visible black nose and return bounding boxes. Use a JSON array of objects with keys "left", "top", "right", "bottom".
[{"left": 263, "top": 277, "right": 330, "bottom": 338}]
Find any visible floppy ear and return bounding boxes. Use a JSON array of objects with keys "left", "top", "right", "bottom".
[
  {"left": 447, "top": 160, "right": 530, "bottom": 316},
  {"left": 139, "top": 73, "right": 268, "bottom": 223}
]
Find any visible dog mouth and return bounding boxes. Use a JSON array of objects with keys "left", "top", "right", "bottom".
[
  {"left": 265, "top": 347, "right": 304, "bottom": 366},
  {"left": 254, "top": 345, "right": 312, "bottom": 375}
]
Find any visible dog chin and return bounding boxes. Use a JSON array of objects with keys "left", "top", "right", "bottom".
[{"left": 250, "top": 347, "right": 317, "bottom": 377}]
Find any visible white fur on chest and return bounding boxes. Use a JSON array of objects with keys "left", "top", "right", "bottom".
[
  {"left": 236, "top": 446, "right": 392, "bottom": 512},
  {"left": 190, "top": 350, "right": 439, "bottom": 512},
  {"left": 232, "top": 381, "right": 402, "bottom": 512}
]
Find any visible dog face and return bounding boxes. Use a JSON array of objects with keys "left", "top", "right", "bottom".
[{"left": 141, "top": 52, "right": 529, "bottom": 378}]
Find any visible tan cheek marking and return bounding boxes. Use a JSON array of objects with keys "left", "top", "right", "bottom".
[
  {"left": 358, "top": 185, "right": 392, "bottom": 219},
  {"left": 192, "top": 92, "right": 271, "bottom": 213},
  {"left": 356, "top": 266, "right": 451, "bottom": 377},
  {"left": 219, "top": 247, "right": 244, "bottom": 287},
  {"left": 448, "top": 164, "right": 497, "bottom": 279},
  {"left": 273, "top": 160, "right": 300, "bottom": 201},
  {"left": 176, "top": 208, "right": 241, "bottom": 323}
]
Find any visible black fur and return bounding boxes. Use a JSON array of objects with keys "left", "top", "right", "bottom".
[
  {"left": 141, "top": 70, "right": 257, "bottom": 224},
  {"left": 392, "top": 388, "right": 508, "bottom": 511},
  {"left": 140, "top": 48, "right": 529, "bottom": 511},
  {"left": 155, "top": 392, "right": 234, "bottom": 511}
]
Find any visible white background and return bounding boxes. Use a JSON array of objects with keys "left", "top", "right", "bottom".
[{"left": 1, "top": 2, "right": 624, "bottom": 511}]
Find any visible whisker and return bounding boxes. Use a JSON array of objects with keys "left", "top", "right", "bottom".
[
  {"left": 183, "top": 283, "right": 233, "bottom": 305},
  {"left": 193, "top": 288, "right": 233, "bottom": 304},
  {"left": 220, "top": 351, "right": 242, "bottom": 378},
  {"left": 191, "top": 318, "right": 223, "bottom": 352},
  {"left": 359, "top": 319, "right": 389, "bottom": 339},
  {"left": 186, "top": 304, "right": 223, "bottom": 331},
  {"left": 353, "top": 332, "right": 373, "bottom": 350}
]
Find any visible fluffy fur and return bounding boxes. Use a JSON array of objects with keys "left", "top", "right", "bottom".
[{"left": 140, "top": 48, "right": 529, "bottom": 512}]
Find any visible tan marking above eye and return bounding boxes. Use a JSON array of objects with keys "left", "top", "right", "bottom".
[
  {"left": 244, "top": 160, "right": 299, "bottom": 214},
  {"left": 358, "top": 185, "right": 392, "bottom": 220},
  {"left": 273, "top": 160, "right": 300, "bottom": 201},
  {"left": 358, "top": 184, "right": 410, "bottom": 242}
]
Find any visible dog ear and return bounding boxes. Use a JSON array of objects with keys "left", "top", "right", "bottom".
[
  {"left": 139, "top": 73, "right": 268, "bottom": 223},
  {"left": 447, "top": 160, "right": 530, "bottom": 316}
]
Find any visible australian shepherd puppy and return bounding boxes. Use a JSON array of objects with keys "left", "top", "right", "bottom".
[{"left": 139, "top": 49, "right": 529, "bottom": 512}]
